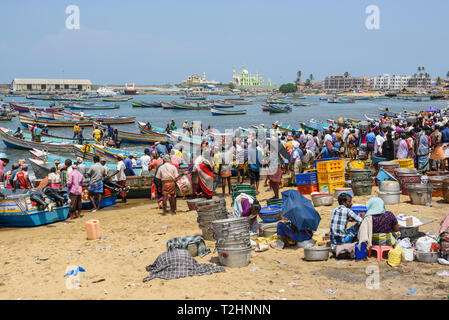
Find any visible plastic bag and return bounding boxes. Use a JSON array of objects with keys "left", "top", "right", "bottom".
[
  {"left": 415, "top": 236, "right": 437, "bottom": 253},
  {"left": 355, "top": 243, "right": 368, "bottom": 260},
  {"left": 387, "top": 245, "right": 402, "bottom": 267},
  {"left": 398, "top": 238, "right": 412, "bottom": 249}
]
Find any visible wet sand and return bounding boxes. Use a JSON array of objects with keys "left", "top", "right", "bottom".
[{"left": 0, "top": 181, "right": 448, "bottom": 300}]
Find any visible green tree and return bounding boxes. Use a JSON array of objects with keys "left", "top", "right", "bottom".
[
  {"left": 436, "top": 77, "right": 442, "bottom": 85},
  {"left": 304, "top": 79, "right": 311, "bottom": 87},
  {"left": 279, "top": 83, "right": 297, "bottom": 94},
  {"left": 228, "top": 82, "right": 236, "bottom": 90},
  {"left": 344, "top": 72, "right": 350, "bottom": 77}
]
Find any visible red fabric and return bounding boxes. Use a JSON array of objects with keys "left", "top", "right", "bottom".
[
  {"left": 16, "top": 171, "right": 31, "bottom": 189},
  {"left": 198, "top": 162, "right": 214, "bottom": 197}
]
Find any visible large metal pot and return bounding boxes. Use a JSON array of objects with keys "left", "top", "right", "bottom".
[
  {"left": 379, "top": 180, "right": 400, "bottom": 192},
  {"left": 407, "top": 183, "right": 433, "bottom": 205},
  {"left": 378, "top": 191, "right": 401, "bottom": 205},
  {"left": 311, "top": 194, "right": 334, "bottom": 207},
  {"left": 304, "top": 246, "right": 331, "bottom": 261}
]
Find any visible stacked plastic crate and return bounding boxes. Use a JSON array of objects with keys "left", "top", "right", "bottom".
[
  {"left": 316, "top": 160, "right": 345, "bottom": 194},
  {"left": 295, "top": 172, "right": 318, "bottom": 195}
]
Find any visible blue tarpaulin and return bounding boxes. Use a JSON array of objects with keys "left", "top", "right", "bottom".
[{"left": 281, "top": 190, "right": 321, "bottom": 231}]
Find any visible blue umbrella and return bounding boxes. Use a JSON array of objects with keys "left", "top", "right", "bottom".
[{"left": 281, "top": 190, "right": 321, "bottom": 231}]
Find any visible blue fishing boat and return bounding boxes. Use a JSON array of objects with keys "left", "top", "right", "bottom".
[
  {"left": 266, "top": 104, "right": 292, "bottom": 113},
  {"left": 81, "top": 192, "right": 118, "bottom": 210},
  {"left": 0, "top": 193, "right": 69, "bottom": 227}
]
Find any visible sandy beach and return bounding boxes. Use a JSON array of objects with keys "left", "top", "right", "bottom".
[{"left": 0, "top": 178, "right": 448, "bottom": 301}]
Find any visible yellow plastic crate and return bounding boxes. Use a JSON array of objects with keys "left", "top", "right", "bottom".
[
  {"left": 392, "top": 159, "right": 415, "bottom": 169},
  {"left": 316, "top": 160, "right": 345, "bottom": 173},
  {"left": 348, "top": 160, "right": 365, "bottom": 170},
  {"left": 318, "top": 171, "right": 345, "bottom": 184},
  {"left": 305, "top": 169, "right": 317, "bottom": 173},
  {"left": 319, "top": 182, "right": 345, "bottom": 194}
]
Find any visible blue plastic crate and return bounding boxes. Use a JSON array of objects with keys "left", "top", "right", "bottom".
[
  {"left": 259, "top": 205, "right": 282, "bottom": 223},
  {"left": 351, "top": 205, "right": 367, "bottom": 215},
  {"left": 295, "top": 172, "right": 318, "bottom": 185}
]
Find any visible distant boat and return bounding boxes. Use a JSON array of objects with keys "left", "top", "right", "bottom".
[
  {"left": 67, "top": 103, "right": 120, "bottom": 110},
  {"left": 210, "top": 107, "right": 247, "bottom": 116},
  {"left": 9, "top": 102, "right": 63, "bottom": 113},
  {"left": 213, "top": 101, "right": 234, "bottom": 108},
  {"left": 264, "top": 104, "right": 292, "bottom": 113},
  {"left": 172, "top": 101, "right": 210, "bottom": 110},
  {"left": 131, "top": 101, "right": 143, "bottom": 107},
  {"left": 161, "top": 102, "right": 174, "bottom": 109},
  {"left": 225, "top": 99, "right": 253, "bottom": 105},
  {"left": 124, "top": 83, "right": 137, "bottom": 95},
  {"left": 102, "top": 96, "right": 133, "bottom": 102},
  {"left": 182, "top": 95, "right": 206, "bottom": 100},
  {"left": 94, "top": 121, "right": 168, "bottom": 144}
]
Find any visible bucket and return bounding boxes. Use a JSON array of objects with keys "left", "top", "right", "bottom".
[
  {"left": 216, "top": 235, "right": 251, "bottom": 248},
  {"left": 212, "top": 217, "right": 250, "bottom": 240},
  {"left": 378, "top": 161, "right": 400, "bottom": 175},
  {"left": 378, "top": 191, "right": 401, "bottom": 205},
  {"left": 196, "top": 198, "right": 226, "bottom": 212},
  {"left": 402, "top": 248, "right": 414, "bottom": 262},
  {"left": 85, "top": 219, "right": 102, "bottom": 240},
  {"left": 187, "top": 198, "right": 206, "bottom": 211},
  {"left": 379, "top": 180, "right": 400, "bottom": 193},
  {"left": 352, "top": 180, "right": 373, "bottom": 196},
  {"left": 407, "top": 183, "right": 433, "bottom": 205},
  {"left": 350, "top": 169, "right": 372, "bottom": 182},
  {"left": 333, "top": 188, "right": 353, "bottom": 199},
  {"left": 217, "top": 246, "right": 251, "bottom": 268},
  {"left": 262, "top": 225, "right": 278, "bottom": 237},
  {"left": 175, "top": 174, "right": 193, "bottom": 196},
  {"left": 187, "top": 243, "right": 198, "bottom": 257},
  {"left": 443, "top": 178, "right": 449, "bottom": 203},
  {"left": 429, "top": 176, "right": 446, "bottom": 198}
]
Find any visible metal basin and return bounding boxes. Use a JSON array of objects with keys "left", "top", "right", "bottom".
[
  {"left": 416, "top": 251, "right": 439, "bottom": 263},
  {"left": 311, "top": 194, "right": 334, "bottom": 207},
  {"left": 304, "top": 246, "right": 331, "bottom": 261}
]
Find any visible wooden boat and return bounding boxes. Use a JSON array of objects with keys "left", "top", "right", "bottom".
[
  {"left": 210, "top": 107, "right": 247, "bottom": 116},
  {"left": 261, "top": 105, "right": 270, "bottom": 112},
  {"left": 172, "top": 101, "right": 210, "bottom": 110},
  {"left": 89, "top": 144, "right": 144, "bottom": 161},
  {"left": 20, "top": 114, "right": 135, "bottom": 127},
  {"left": 141, "top": 101, "right": 161, "bottom": 108},
  {"left": 0, "top": 127, "right": 78, "bottom": 153},
  {"left": 81, "top": 188, "right": 118, "bottom": 210},
  {"left": 67, "top": 103, "right": 120, "bottom": 110},
  {"left": 9, "top": 102, "right": 64, "bottom": 113},
  {"left": 0, "top": 115, "right": 13, "bottom": 121},
  {"left": 300, "top": 121, "right": 330, "bottom": 133},
  {"left": 377, "top": 108, "right": 400, "bottom": 118},
  {"left": 0, "top": 193, "right": 69, "bottom": 227},
  {"left": 265, "top": 104, "right": 292, "bottom": 113},
  {"left": 182, "top": 96, "right": 206, "bottom": 100},
  {"left": 41, "top": 132, "right": 95, "bottom": 143},
  {"left": 272, "top": 123, "right": 300, "bottom": 133},
  {"left": 213, "top": 101, "right": 234, "bottom": 108},
  {"left": 225, "top": 99, "right": 253, "bottom": 105},
  {"left": 94, "top": 121, "right": 168, "bottom": 144},
  {"left": 102, "top": 96, "right": 133, "bottom": 102},
  {"left": 161, "top": 102, "right": 174, "bottom": 109},
  {"left": 131, "top": 101, "right": 143, "bottom": 107}
]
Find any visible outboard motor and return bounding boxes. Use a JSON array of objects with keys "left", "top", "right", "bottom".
[
  {"left": 29, "top": 189, "right": 49, "bottom": 211},
  {"left": 103, "top": 176, "right": 130, "bottom": 194},
  {"left": 42, "top": 187, "right": 67, "bottom": 207}
]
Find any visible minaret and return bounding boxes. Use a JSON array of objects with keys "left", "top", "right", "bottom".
[{"left": 202, "top": 72, "right": 206, "bottom": 82}]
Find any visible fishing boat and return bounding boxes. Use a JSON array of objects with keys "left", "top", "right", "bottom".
[
  {"left": 41, "top": 132, "right": 95, "bottom": 143},
  {"left": 261, "top": 105, "right": 270, "bottom": 112},
  {"left": 161, "top": 101, "right": 174, "bottom": 109},
  {"left": 94, "top": 121, "right": 168, "bottom": 144},
  {"left": 124, "top": 83, "right": 137, "bottom": 95},
  {"left": 213, "top": 101, "right": 234, "bottom": 108},
  {"left": 9, "top": 102, "right": 64, "bottom": 113},
  {"left": 141, "top": 101, "right": 162, "bottom": 108},
  {"left": 272, "top": 123, "right": 300, "bottom": 133},
  {"left": 210, "top": 107, "right": 247, "bottom": 116},
  {"left": 172, "top": 101, "right": 210, "bottom": 110},
  {"left": 81, "top": 188, "right": 118, "bottom": 210},
  {"left": 0, "top": 193, "right": 69, "bottom": 227},
  {"left": 300, "top": 121, "right": 330, "bottom": 133},
  {"left": 89, "top": 144, "right": 145, "bottom": 161},
  {"left": 0, "top": 115, "right": 13, "bottom": 121},
  {"left": 377, "top": 108, "right": 401, "bottom": 118},
  {"left": 102, "top": 96, "right": 133, "bottom": 102},
  {"left": 225, "top": 99, "right": 253, "bottom": 105},
  {"left": 0, "top": 127, "right": 78, "bottom": 153},
  {"left": 182, "top": 95, "right": 206, "bottom": 101},
  {"left": 131, "top": 101, "right": 143, "bottom": 107},
  {"left": 67, "top": 103, "right": 120, "bottom": 110},
  {"left": 19, "top": 114, "right": 135, "bottom": 127},
  {"left": 265, "top": 104, "right": 292, "bottom": 113}
]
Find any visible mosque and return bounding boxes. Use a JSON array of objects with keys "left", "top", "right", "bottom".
[{"left": 232, "top": 65, "right": 275, "bottom": 88}]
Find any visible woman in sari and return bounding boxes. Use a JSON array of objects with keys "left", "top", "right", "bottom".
[
  {"left": 430, "top": 125, "right": 445, "bottom": 171},
  {"left": 415, "top": 128, "right": 431, "bottom": 172},
  {"left": 396, "top": 133, "right": 409, "bottom": 159},
  {"left": 366, "top": 197, "right": 400, "bottom": 246},
  {"left": 347, "top": 130, "right": 359, "bottom": 160},
  {"left": 194, "top": 156, "right": 214, "bottom": 199}
]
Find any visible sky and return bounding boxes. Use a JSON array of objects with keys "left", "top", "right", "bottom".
[{"left": 1, "top": 0, "right": 448, "bottom": 85}]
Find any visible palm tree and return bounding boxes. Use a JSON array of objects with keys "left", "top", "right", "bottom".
[
  {"left": 446, "top": 71, "right": 449, "bottom": 79},
  {"left": 417, "top": 67, "right": 421, "bottom": 74},
  {"left": 296, "top": 70, "right": 302, "bottom": 85}
]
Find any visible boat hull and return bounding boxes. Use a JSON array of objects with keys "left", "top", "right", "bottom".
[{"left": 0, "top": 204, "right": 69, "bottom": 227}]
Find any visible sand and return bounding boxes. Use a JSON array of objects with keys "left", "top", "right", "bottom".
[{"left": 0, "top": 180, "right": 448, "bottom": 300}]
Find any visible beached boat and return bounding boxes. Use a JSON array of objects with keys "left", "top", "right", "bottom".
[
  {"left": 172, "top": 101, "right": 210, "bottom": 110},
  {"left": 94, "top": 121, "right": 168, "bottom": 144},
  {"left": 272, "top": 123, "right": 300, "bottom": 133},
  {"left": 0, "top": 193, "right": 69, "bottom": 227},
  {"left": 20, "top": 114, "right": 136, "bottom": 127},
  {"left": 210, "top": 107, "right": 247, "bottom": 116},
  {"left": 0, "top": 127, "right": 78, "bottom": 153},
  {"left": 81, "top": 188, "right": 118, "bottom": 210},
  {"left": 300, "top": 121, "right": 330, "bottom": 133},
  {"left": 9, "top": 102, "right": 64, "bottom": 113},
  {"left": 89, "top": 144, "right": 144, "bottom": 161},
  {"left": 41, "top": 132, "right": 95, "bottom": 143}
]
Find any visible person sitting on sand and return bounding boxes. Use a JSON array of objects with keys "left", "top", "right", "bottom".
[
  {"left": 365, "top": 197, "right": 400, "bottom": 246},
  {"left": 330, "top": 193, "right": 364, "bottom": 245}
]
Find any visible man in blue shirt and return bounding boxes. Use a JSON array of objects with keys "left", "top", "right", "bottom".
[
  {"left": 124, "top": 155, "right": 136, "bottom": 176},
  {"left": 366, "top": 129, "right": 376, "bottom": 160},
  {"left": 33, "top": 125, "right": 42, "bottom": 142},
  {"left": 155, "top": 142, "right": 168, "bottom": 157}
]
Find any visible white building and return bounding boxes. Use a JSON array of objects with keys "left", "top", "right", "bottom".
[
  {"left": 11, "top": 78, "right": 92, "bottom": 92},
  {"left": 370, "top": 75, "right": 411, "bottom": 90}
]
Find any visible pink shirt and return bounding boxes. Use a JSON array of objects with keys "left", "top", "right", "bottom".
[{"left": 68, "top": 169, "right": 84, "bottom": 195}]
